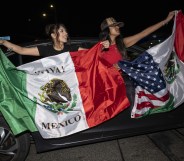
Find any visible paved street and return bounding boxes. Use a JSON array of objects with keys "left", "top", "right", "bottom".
[{"left": 26, "top": 128, "right": 184, "bottom": 161}]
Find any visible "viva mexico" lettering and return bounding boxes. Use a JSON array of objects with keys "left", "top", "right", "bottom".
[
  {"left": 41, "top": 114, "right": 81, "bottom": 129},
  {"left": 34, "top": 65, "right": 65, "bottom": 75}
]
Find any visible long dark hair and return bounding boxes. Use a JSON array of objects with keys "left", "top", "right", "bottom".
[
  {"left": 99, "top": 28, "right": 128, "bottom": 60},
  {"left": 45, "top": 23, "right": 71, "bottom": 44}
]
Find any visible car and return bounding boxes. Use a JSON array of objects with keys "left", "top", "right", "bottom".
[{"left": 1, "top": 37, "right": 184, "bottom": 161}]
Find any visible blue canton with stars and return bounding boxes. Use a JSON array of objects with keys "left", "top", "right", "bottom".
[{"left": 118, "top": 52, "right": 166, "bottom": 93}]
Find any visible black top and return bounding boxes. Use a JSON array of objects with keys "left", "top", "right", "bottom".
[{"left": 37, "top": 44, "right": 79, "bottom": 57}]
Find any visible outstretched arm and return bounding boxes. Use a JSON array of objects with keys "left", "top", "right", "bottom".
[
  {"left": 123, "top": 11, "right": 175, "bottom": 48},
  {"left": 0, "top": 40, "right": 40, "bottom": 56}
]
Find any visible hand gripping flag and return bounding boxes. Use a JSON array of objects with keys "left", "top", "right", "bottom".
[
  {"left": 0, "top": 42, "right": 130, "bottom": 138},
  {"left": 119, "top": 10, "right": 184, "bottom": 118}
]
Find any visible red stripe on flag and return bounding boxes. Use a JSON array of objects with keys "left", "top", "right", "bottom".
[
  {"left": 137, "top": 101, "right": 159, "bottom": 110},
  {"left": 70, "top": 43, "right": 130, "bottom": 127},
  {"left": 137, "top": 90, "right": 170, "bottom": 101},
  {"left": 174, "top": 10, "right": 184, "bottom": 62}
]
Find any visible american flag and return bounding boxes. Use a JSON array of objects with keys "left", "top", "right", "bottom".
[{"left": 118, "top": 52, "right": 175, "bottom": 118}]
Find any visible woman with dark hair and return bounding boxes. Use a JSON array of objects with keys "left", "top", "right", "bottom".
[
  {"left": 0, "top": 23, "right": 85, "bottom": 57},
  {"left": 99, "top": 11, "right": 175, "bottom": 66}
]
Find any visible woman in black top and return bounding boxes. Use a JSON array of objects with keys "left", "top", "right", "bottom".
[{"left": 0, "top": 23, "right": 84, "bottom": 57}]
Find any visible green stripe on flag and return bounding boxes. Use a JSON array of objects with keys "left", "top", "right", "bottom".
[{"left": 0, "top": 49, "right": 38, "bottom": 135}]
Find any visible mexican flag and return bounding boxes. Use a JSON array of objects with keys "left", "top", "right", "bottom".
[{"left": 0, "top": 42, "right": 130, "bottom": 138}]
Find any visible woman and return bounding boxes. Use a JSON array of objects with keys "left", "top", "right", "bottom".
[
  {"left": 99, "top": 11, "right": 175, "bottom": 66},
  {"left": 0, "top": 23, "right": 85, "bottom": 57}
]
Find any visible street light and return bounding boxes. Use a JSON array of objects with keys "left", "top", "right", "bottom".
[
  {"left": 50, "top": 4, "right": 57, "bottom": 23},
  {"left": 42, "top": 13, "right": 47, "bottom": 17}
]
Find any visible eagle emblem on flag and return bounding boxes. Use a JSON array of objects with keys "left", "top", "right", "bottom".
[{"left": 38, "top": 78, "right": 77, "bottom": 113}]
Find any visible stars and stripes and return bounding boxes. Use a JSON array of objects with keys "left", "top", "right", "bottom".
[
  {"left": 120, "top": 52, "right": 166, "bottom": 94},
  {"left": 119, "top": 52, "right": 175, "bottom": 118}
]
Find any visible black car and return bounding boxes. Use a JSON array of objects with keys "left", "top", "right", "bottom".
[{"left": 1, "top": 37, "right": 184, "bottom": 161}]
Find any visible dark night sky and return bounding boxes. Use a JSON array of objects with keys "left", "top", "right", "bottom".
[{"left": 0, "top": 0, "right": 183, "bottom": 43}]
